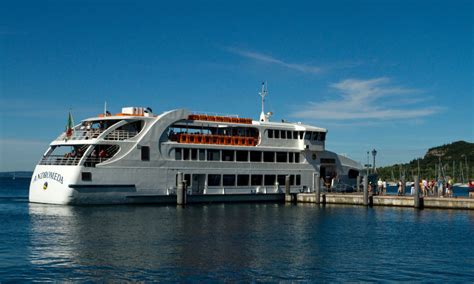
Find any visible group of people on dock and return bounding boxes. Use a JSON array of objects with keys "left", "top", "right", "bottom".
[{"left": 397, "top": 178, "right": 454, "bottom": 197}]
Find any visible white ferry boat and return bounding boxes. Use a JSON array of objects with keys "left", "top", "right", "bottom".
[{"left": 29, "top": 87, "right": 362, "bottom": 205}]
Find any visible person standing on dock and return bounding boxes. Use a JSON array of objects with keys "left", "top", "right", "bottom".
[
  {"left": 377, "top": 179, "right": 383, "bottom": 195},
  {"left": 437, "top": 179, "right": 444, "bottom": 197},
  {"left": 397, "top": 180, "right": 403, "bottom": 196}
]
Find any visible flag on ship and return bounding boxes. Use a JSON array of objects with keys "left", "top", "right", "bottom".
[{"left": 65, "top": 111, "right": 74, "bottom": 140}]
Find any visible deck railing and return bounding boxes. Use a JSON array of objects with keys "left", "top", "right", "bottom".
[
  {"left": 170, "top": 133, "right": 258, "bottom": 146},
  {"left": 104, "top": 130, "right": 139, "bottom": 140},
  {"left": 56, "top": 129, "right": 138, "bottom": 141},
  {"left": 39, "top": 155, "right": 82, "bottom": 166},
  {"left": 56, "top": 129, "right": 105, "bottom": 141}
]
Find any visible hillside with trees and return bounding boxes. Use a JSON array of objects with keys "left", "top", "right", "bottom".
[{"left": 376, "top": 141, "right": 474, "bottom": 182}]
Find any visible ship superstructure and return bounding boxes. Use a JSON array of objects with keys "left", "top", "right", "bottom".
[{"left": 29, "top": 88, "right": 361, "bottom": 205}]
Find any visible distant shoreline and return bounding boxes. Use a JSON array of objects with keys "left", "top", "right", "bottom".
[{"left": 0, "top": 172, "right": 33, "bottom": 178}]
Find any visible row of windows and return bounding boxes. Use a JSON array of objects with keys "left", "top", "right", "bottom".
[
  {"left": 175, "top": 148, "right": 301, "bottom": 163},
  {"left": 267, "top": 130, "right": 326, "bottom": 142},
  {"left": 304, "top": 131, "right": 326, "bottom": 142},
  {"left": 182, "top": 174, "right": 302, "bottom": 187},
  {"left": 267, "top": 130, "right": 304, "bottom": 140}
]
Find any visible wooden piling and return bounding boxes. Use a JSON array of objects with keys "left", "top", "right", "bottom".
[
  {"left": 356, "top": 175, "right": 361, "bottom": 192},
  {"left": 414, "top": 175, "right": 421, "bottom": 209},
  {"left": 177, "top": 172, "right": 186, "bottom": 205},
  {"left": 285, "top": 175, "right": 292, "bottom": 203},
  {"left": 363, "top": 175, "right": 369, "bottom": 206},
  {"left": 314, "top": 173, "right": 321, "bottom": 204},
  {"left": 401, "top": 176, "right": 406, "bottom": 195}
]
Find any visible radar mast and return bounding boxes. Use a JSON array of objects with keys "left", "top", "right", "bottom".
[{"left": 259, "top": 82, "right": 270, "bottom": 122}]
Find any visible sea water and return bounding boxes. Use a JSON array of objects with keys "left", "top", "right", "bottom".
[{"left": 0, "top": 177, "right": 473, "bottom": 281}]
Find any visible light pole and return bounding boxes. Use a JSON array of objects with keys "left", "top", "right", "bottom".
[
  {"left": 366, "top": 151, "right": 370, "bottom": 175},
  {"left": 372, "top": 149, "right": 377, "bottom": 173}
]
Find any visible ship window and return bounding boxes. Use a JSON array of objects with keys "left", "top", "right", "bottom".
[
  {"left": 264, "top": 175, "right": 276, "bottom": 186},
  {"left": 250, "top": 151, "right": 262, "bottom": 162},
  {"left": 81, "top": 172, "right": 92, "bottom": 181},
  {"left": 83, "top": 144, "right": 119, "bottom": 167},
  {"left": 348, "top": 169, "right": 359, "bottom": 179},
  {"left": 293, "top": 131, "right": 298, "bottom": 139},
  {"left": 321, "top": 158, "right": 336, "bottom": 164},
  {"left": 276, "top": 152, "right": 287, "bottom": 163},
  {"left": 290, "top": 175, "right": 295, "bottom": 186},
  {"left": 299, "top": 131, "right": 304, "bottom": 139},
  {"left": 191, "top": 149, "right": 198, "bottom": 160},
  {"left": 105, "top": 120, "right": 143, "bottom": 140},
  {"left": 287, "top": 131, "right": 292, "bottom": 139},
  {"left": 236, "top": 150, "right": 248, "bottom": 162},
  {"left": 207, "top": 150, "right": 220, "bottom": 161},
  {"left": 277, "top": 175, "right": 286, "bottom": 186},
  {"left": 183, "top": 148, "right": 190, "bottom": 160},
  {"left": 320, "top": 132, "right": 326, "bottom": 141},
  {"left": 141, "top": 146, "right": 150, "bottom": 161},
  {"left": 263, "top": 152, "right": 275, "bottom": 162},
  {"left": 251, "top": 175, "right": 263, "bottom": 186},
  {"left": 237, "top": 175, "right": 249, "bottom": 186},
  {"left": 295, "top": 153, "right": 300, "bottom": 163},
  {"left": 296, "top": 175, "right": 301, "bottom": 186},
  {"left": 208, "top": 174, "right": 221, "bottom": 186},
  {"left": 312, "top": 132, "right": 319, "bottom": 141},
  {"left": 268, "top": 129, "right": 274, "bottom": 138},
  {"left": 274, "top": 130, "right": 280, "bottom": 139},
  {"left": 175, "top": 148, "right": 182, "bottom": 160},
  {"left": 281, "top": 131, "right": 286, "bottom": 139},
  {"left": 222, "top": 150, "right": 234, "bottom": 162},
  {"left": 223, "top": 175, "right": 236, "bottom": 186},
  {"left": 199, "top": 149, "right": 206, "bottom": 160},
  {"left": 304, "top": 132, "right": 311, "bottom": 140},
  {"left": 289, "top": 152, "right": 294, "bottom": 163},
  {"left": 184, "top": 174, "right": 191, "bottom": 186}
]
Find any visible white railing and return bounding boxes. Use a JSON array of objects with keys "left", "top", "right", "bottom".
[
  {"left": 39, "top": 155, "right": 82, "bottom": 166},
  {"left": 104, "top": 130, "right": 139, "bottom": 140},
  {"left": 56, "top": 129, "right": 138, "bottom": 141},
  {"left": 56, "top": 129, "right": 105, "bottom": 141}
]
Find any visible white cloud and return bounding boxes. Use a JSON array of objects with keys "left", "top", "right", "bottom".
[
  {"left": 226, "top": 47, "right": 322, "bottom": 74},
  {"left": 292, "top": 77, "right": 441, "bottom": 121}
]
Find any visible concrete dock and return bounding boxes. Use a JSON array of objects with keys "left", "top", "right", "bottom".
[{"left": 293, "top": 193, "right": 474, "bottom": 210}]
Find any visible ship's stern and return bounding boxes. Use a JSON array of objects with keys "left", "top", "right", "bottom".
[{"left": 29, "top": 165, "right": 81, "bottom": 205}]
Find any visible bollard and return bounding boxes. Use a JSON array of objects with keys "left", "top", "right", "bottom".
[
  {"left": 356, "top": 175, "right": 361, "bottom": 192},
  {"left": 363, "top": 175, "right": 369, "bottom": 206},
  {"left": 285, "top": 175, "right": 292, "bottom": 203},
  {"left": 177, "top": 172, "right": 185, "bottom": 205},
  {"left": 315, "top": 173, "right": 321, "bottom": 204},
  {"left": 401, "top": 176, "right": 406, "bottom": 196},
  {"left": 414, "top": 175, "right": 420, "bottom": 209},
  {"left": 285, "top": 175, "right": 290, "bottom": 195}
]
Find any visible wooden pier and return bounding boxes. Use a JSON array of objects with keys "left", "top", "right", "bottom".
[{"left": 292, "top": 193, "right": 474, "bottom": 210}]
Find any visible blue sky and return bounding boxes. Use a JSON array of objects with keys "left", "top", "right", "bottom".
[{"left": 0, "top": 0, "right": 473, "bottom": 171}]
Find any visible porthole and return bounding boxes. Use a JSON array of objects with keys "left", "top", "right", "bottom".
[{"left": 312, "top": 153, "right": 317, "bottom": 160}]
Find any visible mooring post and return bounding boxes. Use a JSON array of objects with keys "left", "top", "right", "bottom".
[
  {"left": 356, "top": 175, "right": 361, "bottom": 192},
  {"left": 285, "top": 175, "right": 292, "bottom": 203},
  {"left": 177, "top": 172, "right": 185, "bottom": 205},
  {"left": 414, "top": 175, "right": 420, "bottom": 209},
  {"left": 363, "top": 175, "right": 369, "bottom": 206},
  {"left": 401, "top": 176, "right": 406, "bottom": 195},
  {"left": 285, "top": 175, "right": 290, "bottom": 195},
  {"left": 315, "top": 173, "right": 321, "bottom": 204}
]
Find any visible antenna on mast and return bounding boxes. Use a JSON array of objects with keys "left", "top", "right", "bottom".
[{"left": 259, "top": 81, "right": 271, "bottom": 122}]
